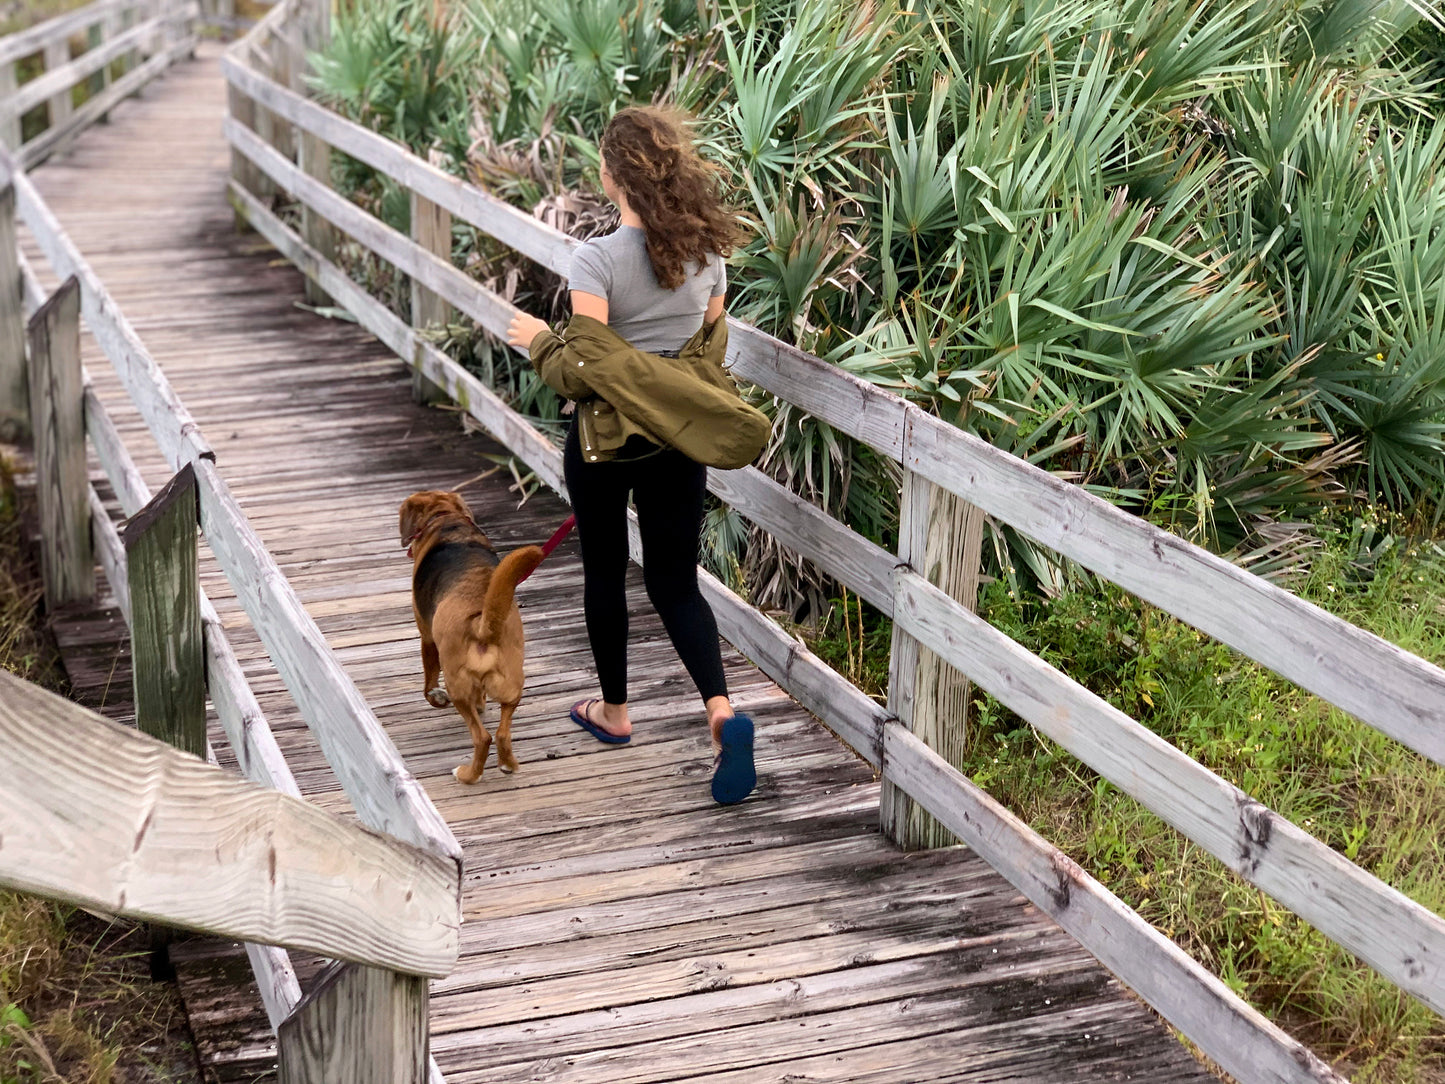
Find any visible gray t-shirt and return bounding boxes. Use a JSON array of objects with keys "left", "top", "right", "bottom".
[{"left": 568, "top": 225, "right": 726, "bottom": 353}]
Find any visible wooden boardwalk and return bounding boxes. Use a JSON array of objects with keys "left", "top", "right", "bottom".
[{"left": 23, "top": 45, "right": 1218, "bottom": 1083}]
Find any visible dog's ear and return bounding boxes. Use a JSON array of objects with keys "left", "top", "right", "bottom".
[{"left": 399, "top": 494, "right": 429, "bottom": 545}]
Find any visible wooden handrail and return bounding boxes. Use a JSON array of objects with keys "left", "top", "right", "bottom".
[
  {"left": 218, "top": 25, "right": 1445, "bottom": 1080},
  {"left": 0, "top": 0, "right": 144, "bottom": 67},
  {"left": 4, "top": 152, "right": 460, "bottom": 865},
  {"left": 0, "top": 671, "right": 460, "bottom": 976},
  {"left": 217, "top": 52, "right": 1445, "bottom": 770}
]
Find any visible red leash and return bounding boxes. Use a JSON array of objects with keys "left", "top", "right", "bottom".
[{"left": 516, "top": 514, "right": 576, "bottom": 585}]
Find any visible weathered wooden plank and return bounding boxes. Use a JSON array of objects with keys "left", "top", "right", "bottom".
[
  {"left": 225, "top": 117, "right": 515, "bottom": 335},
  {"left": 0, "top": 0, "right": 137, "bottom": 67},
  {"left": 9, "top": 20, "right": 168, "bottom": 127},
  {"left": 41, "top": 40, "right": 74, "bottom": 139},
  {"left": 0, "top": 64, "right": 19, "bottom": 150},
  {"left": 0, "top": 670, "right": 460, "bottom": 976},
  {"left": 17, "top": 29, "right": 199, "bottom": 170},
  {"left": 89, "top": 484, "right": 130, "bottom": 619},
  {"left": 409, "top": 190, "right": 450, "bottom": 404},
  {"left": 83, "top": 378, "right": 151, "bottom": 509},
  {"left": 192, "top": 455, "right": 461, "bottom": 862},
  {"left": 893, "top": 567, "right": 1445, "bottom": 1015},
  {"left": 903, "top": 410, "right": 1445, "bottom": 767},
  {"left": 277, "top": 963, "right": 429, "bottom": 1084},
  {"left": 226, "top": 179, "right": 566, "bottom": 495},
  {"left": 219, "top": 54, "right": 572, "bottom": 273},
  {"left": 883, "top": 723, "right": 1345, "bottom": 1084},
  {"left": 296, "top": 128, "right": 333, "bottom": 306},
  {"left": 7, "top": 143, "right": 212, "bottom": 468},
  {"left": 0, "top": 184, "right": 26, "bottom": 441},
  {"left": 705, "top": 464, "right": 895, "bottom": 614},
  {"left": 26, "top": 275, "right": 93, "bottom": 604},
  {"left": 881, "top": 462, "right": 929, "bottom": 845},
  {"left": 245, "top": 940, "right": 303, "bottom": 1030},
  {"left": 124, "top": 462, "right": 207, "bottom": 757}
]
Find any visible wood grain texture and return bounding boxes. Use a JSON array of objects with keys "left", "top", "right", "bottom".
[
  {"left": 0, "top": 670, "right": 460, "bottom": 975},
  {"left": 193, "top": 456, "right": 461, "bottom": 862},
  {"left": 277, "top": 963, "right": 429, "bottom": 1084},
  {"left": 17, "top": 29, "right": 198, "bottom": 170},
  {"left": 220, "top": 53, "right": 572, "bottom": 273},
  {"left": 27, "top": 44, "right": 1231, "bottom": 1084},
  {"left": 0, "top": 0, "right": 141, "bottom": 67},
  {"left": 902, "top": 411, "right": 1445, "bottom": 768},
  {"left": 409, "top": 191, "right": 450, "bottom": 405},
  {"left": 9, "top": 153, "right": 211, "bottom": 465},
  {"left": 881, "top": 465, "right": 930, "bottom": 845},
  {"left": 3, "top": 19, "right": 163, "bottom": 124},
  {"left": 893, "top": 567, "right": 1445, "bottom": 1014},
  {"left": 219, "top": 50, "right": 1445, "bottom": 773},
  {"left": 26, "top": 275, "right": 93, "bottom": 604},
  {"left": 124, "top": 462, "right": 206, "bottom": 757},
  {"left": 882, "top": 723, "right": 1346, "bottom": 1084},
  {"left": 0, "top": 184, "right": 26, "bottom": 441},
  {"left": 297, "top": 127, "right": 333, "bottom": 307}
]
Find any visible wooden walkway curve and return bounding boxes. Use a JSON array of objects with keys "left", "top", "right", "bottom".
[{"left": 23, "top": 45, "right": 1218, "bottom": 1083}]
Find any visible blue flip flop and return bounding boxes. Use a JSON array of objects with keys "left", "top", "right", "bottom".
[
  {"left": 711, "top": 713, "right": 756, "bottom": 805},
  {"left": 570, "top": 699, "right": 630, "bottom": 745}
]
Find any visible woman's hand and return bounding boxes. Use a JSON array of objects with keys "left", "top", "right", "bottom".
[{"left": 507, "top": 312, "right": 551, "bottom": 351}]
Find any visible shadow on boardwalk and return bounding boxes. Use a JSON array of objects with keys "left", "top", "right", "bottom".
[{"left": 24, "top": 44, "right": 1218, "bottom": 1084}]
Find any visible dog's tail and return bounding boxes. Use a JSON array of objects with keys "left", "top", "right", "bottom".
[{"left": 476, "top": 545, "right": 545, "bottom": 644}]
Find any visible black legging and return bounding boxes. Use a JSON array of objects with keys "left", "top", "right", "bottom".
[{"left": 563, "top": 421, "right": 728, "bottom": 706}]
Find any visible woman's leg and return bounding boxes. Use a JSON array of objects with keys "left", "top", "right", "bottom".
[
  {"left": 563, "top": 423, "right": 632, "bottom": 736},
  {"left": 632, "top": 449, "right": 732, "bottom": 740}
]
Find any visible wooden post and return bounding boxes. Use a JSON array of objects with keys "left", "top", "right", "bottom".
[
  {"left": 25, "top": 276, "right": 93, "bottom": 607},
  {"left": 409, "top": 191, "right": 451, "bottom": 404},
  {"left": 228, "top": 83, "right": 262, "bottom": 229},
  {"left": 277, "top": 962, "right": 429, "bottom": 1084},
  {"left": 0, "top": 184, "right": 27, "bottom": 443},
  {"left": 882, "top": 469, "right": 985, "bottom": 850},
  {"left": 43, "top": 40, "right": 74, "bottom": 134},
  {"left": 298, "top": 130, "right": 335, "bottom": 306},
  {"left": 123, "top": 462, "right": 206, "bottom": 759},
  {"left": 86, "top": 20, "right": 106, "bottom": 99},
  {"left": 0, "top": 63, "right": 20, "bottom": 149},
  {"left": 300, "top": 0, "right": 331, "bottom": 56}
]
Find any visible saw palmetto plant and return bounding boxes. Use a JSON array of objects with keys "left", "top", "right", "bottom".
[{"left": 310, "top": 0, "right": 1445, "bottom": 606}]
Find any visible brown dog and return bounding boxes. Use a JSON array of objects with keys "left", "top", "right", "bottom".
[{"left": 399, "top": 491, "right": 544, "bottom": 784}]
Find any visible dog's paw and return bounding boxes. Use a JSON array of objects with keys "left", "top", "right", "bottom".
[
  {"left": 426, "top": 687, "right": 451, "bottom": 708},
  {"left": 453, "top": 764, "right": 482, "bottom": 785},
  {"left": 498, "top": 758, "right": 519, "bottom": 775}
]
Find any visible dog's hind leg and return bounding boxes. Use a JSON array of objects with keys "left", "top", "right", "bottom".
[
  {"left": 495, "top": 700, "right": 520, "bottom": 774},
  {"left": 453, "top": 698, "right": 492, "bottom": 785},
  {"left": 421, "top": 638, "right": 450, "bottom": 707}
]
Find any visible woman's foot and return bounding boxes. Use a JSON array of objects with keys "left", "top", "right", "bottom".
[
  {"left": 711, "top": 713, "right": 756, "bottom": 805},
  {"left": 570, "top": 697, "right": 632, "bottom": 743}
]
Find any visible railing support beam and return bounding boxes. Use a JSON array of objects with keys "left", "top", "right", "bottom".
[
  {"left": 0, "top": 183, "right": 27, "bottom": 441},
  {"left": 123, "top": 461, "right": 207, "bottom": 758},
  {"left": 277, "top": 962, "right": 429, "bottom": 1084},
  {"left": 26, "top": 275, "right": 93, "bottom": 607}
]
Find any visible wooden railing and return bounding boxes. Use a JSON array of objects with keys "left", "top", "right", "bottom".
[
  {"left": 218, "top": 7, "right": 1445, "bottom": 1082},
  {"left": 0, "top": 138, "right": 460, "bottom": 1082},
  {"left": 0, "top": 0, "right": 197, "bottom": 170}
]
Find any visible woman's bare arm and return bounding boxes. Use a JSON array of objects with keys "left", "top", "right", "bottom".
[
  {"left": 572, "top": 290, "right": 609, "bottom": 323},
  {"left": 704, "top": 294, "right": 725, "bottom": 326}
]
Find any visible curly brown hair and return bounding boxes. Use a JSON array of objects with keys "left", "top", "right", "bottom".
[{"left": 600, "top": 106, "right": 745, "bottom": 291}]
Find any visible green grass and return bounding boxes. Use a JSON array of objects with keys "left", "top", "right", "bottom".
[
  {"left": 0, "top": 453, "right": 199, "bottom": 1084},
  {"left": 804, "top": 527, "right": 1445, "bottom": 1081}
]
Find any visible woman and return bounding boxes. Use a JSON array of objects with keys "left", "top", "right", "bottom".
[{"left": 506, "top": 106, "right": 756, "bottom": 805}]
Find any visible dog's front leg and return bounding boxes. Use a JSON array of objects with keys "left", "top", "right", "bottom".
[
  {"left": 454, "top": 699, "right": 491, "bottom": 785},
  {"left": 421, "top": 638, "right": 449, "bottom": 707}
]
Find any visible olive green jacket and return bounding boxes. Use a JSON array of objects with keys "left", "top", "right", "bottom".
[{"left": 530, "top": 313, "right": 770, "bottom": 469}]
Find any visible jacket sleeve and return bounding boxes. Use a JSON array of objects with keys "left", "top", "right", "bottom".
[{"left": 529, "top": 328, "right": 596, "bottom": 401}]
